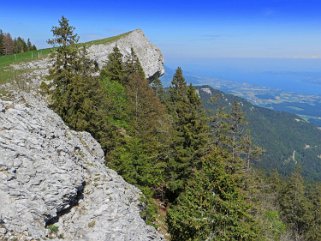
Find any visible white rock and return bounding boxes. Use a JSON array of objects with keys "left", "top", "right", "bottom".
[
  {"left": 87, "top": 29, "right": 165, "bottom": 79},
  {"left": 0, "top": 95, "right": 163, "bottom": 241},
  {"left": 13, "top": 29, "right": 164, "bottom": 81}
]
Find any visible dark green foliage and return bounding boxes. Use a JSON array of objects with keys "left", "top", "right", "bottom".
[
  {"left": 278, "top": 168, "right": 312, "bottom": 239},
  {"left": 197, "top": 85, "right": 321, "bottom": 181},
  {"left": 47, "top": 17, "right": 113, "bottom": 154},
  {"left": 108, "top": 51, "right": 169, "bottom": 195},
  {"left": 100, "top": 46, "right": 125, "bottom": 83},
  {"left": 304, "top": 183, "right": 321, "bottom": 241},
  {"left": 166, "top": 68, "right": 210, "bottom": 198},
  {"left": 100, "top": 47, "right": 170, "bottom": 222},
  {"left": 124, "top": 47, "right": 145, "bottom": 79},
  {"left": 168, "top": 147, "right": 259, "bottom": 241}
]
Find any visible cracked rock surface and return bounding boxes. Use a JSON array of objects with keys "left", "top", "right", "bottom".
[
  {"left": 14, "top": 29, "right": 164, "bottom": 81},
  {"left": 0, "top": 93, "right": 163, "bottom": 241}
]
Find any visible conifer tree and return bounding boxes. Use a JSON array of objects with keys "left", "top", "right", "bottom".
[
  {"left": 150, "top": 77, "right": 166, "bottom": 102},
  {"left": 106, "top": 49, "right": 170, "bottom": 200},
  {"left": 47, "top": 17, "right": 113, "bottom": 154},
  {"left": 166, "top": 67, "right": 210, "bottom": 199},
  {"left": 47, "top": 16, "right": 80, "bottom": 118},
  {"left": 100, "top": 46, "right": 125, "bottom": 83},
  {"left": 278, "top": 168, "right": 312, "bottom": 240},
  {"left": 124, "top": 47, "right": 145, "bottom": 79},
  {"left": 211, "top": 102, "right": 262, "bottom": 184},
  {"left": 0, "top": 30, "right": 3, "bottom": 55},
  {"left": 27, "top": 38, "right": 32, "bottom": 50},
  {"left": 305, "top": 183, "right": 321, "bottom": 241},
  {"left": 167, "top": 147, "right": 259, "bottom": 241}
]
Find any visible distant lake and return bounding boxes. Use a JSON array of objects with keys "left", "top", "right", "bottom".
[{"left": 168, "top": 58, "right": 321, "bottom": 95}]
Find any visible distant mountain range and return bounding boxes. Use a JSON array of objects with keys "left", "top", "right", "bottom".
[{"left": 196, "top": 85, "right": 321, "bottom": 180}]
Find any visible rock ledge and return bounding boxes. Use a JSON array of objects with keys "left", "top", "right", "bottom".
[{"left": 0, "top": 93, "right": 163, "bottom": 241}]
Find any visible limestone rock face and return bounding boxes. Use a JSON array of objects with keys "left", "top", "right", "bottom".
[
  {"left": 0, "top": 93, "right": 163, "bottom": 241},
  {"left": 14, "top": 29, "right": 164, "bottom": 81},
  {"left": 88, "top": 29, "right": 165, "bottom": 79}
]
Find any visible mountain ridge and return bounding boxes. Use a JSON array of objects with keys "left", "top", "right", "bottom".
[
  {"left": 0, "top": 29, "right": 164, "bottom": 241},
  {"left": 196, "top": 85, "right": 321, "bottom": 180}
]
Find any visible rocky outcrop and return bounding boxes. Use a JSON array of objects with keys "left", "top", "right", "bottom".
[
  {"left": 88, "top": 29, "right": 165, "bottom": 79},
  {"left": 14, "top": 29, "right": 164, "bottom": 81},
  {"left": 0, "top": 29, "right": 165, "bottom": 241},
  {"left": 0, "top": 93, "right": 163, "bottom": 241}
]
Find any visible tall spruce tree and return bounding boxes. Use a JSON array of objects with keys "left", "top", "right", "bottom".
[
  {"left": 305, "top": 183, "right": 321, "bottom": 241},
  {"left": 166, "top": 67, "right": 210, "bottom": 199},
  {"left": 47, "top": 16, "right": 80, "bottom": 118},
  {"left": 106, "top": 49, "right": 170, "bottom": 199},
  {"left": 167, "top": 146, "right": 259, "bottom": 241},
  {"left": 278, "top": 168, "right": 312, "bottom": 240},
  {"left": 167, "top": 82, "right": 261, "bottom": 240},
  {"left": 100, "top": 46, "right": 125, "bottom": 83},
  {"left": 47, "top": 17, "right": 113, "bottom": 154}
]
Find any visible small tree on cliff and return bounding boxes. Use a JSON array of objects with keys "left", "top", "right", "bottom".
[{"left": 47, "top": 17, "right": 113, "bottom": 154}]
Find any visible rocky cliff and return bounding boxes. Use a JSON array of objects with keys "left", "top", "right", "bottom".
[
  {"left": 88, "top": 29, "right": 164, "bottom": 79},
  {"left": 0, "top": 30, "right": 164, "bottom": 241},
  {"left": 14, "top": 29, "right": 164, "bottom": 81}
]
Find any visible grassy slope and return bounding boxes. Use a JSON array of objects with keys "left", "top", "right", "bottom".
[{"left": 0, "top": 30, "right": 132, "bottom": 84}]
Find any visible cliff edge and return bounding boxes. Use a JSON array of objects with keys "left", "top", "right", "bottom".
[{"left": 0, "top": 30, "right": 164, "bottom": 241}]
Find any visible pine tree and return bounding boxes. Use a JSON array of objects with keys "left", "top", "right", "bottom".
[
  {"left": 167, "top": 147, "right": 259, "bottom": 241},
  {"left": 166, "top": 67, "right": 210, "bottom": 199},
  {"left": 0, "top": 30, "right": 4, "bottom": 55},
  {"left": 305, "top": 183, "right": 321, "bottom": 241},
  {"left": 106, "top": 49, "right": 170, "bottom": 201},
  {"left": 211, "top": 101, "right": 262, "bottom": 189},
  {"left": 278, "top": 168, "right": 312, "bottom": 240},
  {"left": 47, "top": 17, "right": 114, "bottom": 154},
  {"left": 26, "top": 38, "right": 36, "bottom": 51},
  {"left": 100, "top": 46, "right": 125, "bottom": 83},
  {"left": 13, "top": 37, "right": 27, "bottom": 53},
  {"left": 124, "top": 47, "right": 145, "bottom": 79},
  {"left": 150, "top": 77, "right": 166, "bottom": 103},
  {"left": 47, "top": 16, "right": 80, "bottom": 118}
]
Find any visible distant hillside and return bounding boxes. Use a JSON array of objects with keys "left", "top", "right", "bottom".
[{"left": 196, "top": 85, "right": 321, "bottom": 180}]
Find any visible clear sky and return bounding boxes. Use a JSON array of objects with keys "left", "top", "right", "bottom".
[{"left": 2, "top": 0, "right": 321, "bottom": 63}]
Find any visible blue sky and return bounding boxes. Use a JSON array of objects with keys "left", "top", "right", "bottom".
[{"left": 2, "top": 0, "right": 321, "bottom": 63}]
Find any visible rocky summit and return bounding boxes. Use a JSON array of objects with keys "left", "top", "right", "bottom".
[
  {"left": 0, "top": 30, "right": 164, "bottom": 241},
  {"left": 13, "top": 29, "right": 164, "bottom": 82},
  {"left": 88, "top": 29, "right": 165, "bottom": 79}
]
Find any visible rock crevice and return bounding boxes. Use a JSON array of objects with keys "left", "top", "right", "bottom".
[{"left": 0, "top": 93, "right": 163, "bottom": 241}]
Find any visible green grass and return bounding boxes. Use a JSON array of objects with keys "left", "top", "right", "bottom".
[
  {"left": 83, "top": 30, "right": 132, "bottom": 46},
  {"left": 0, "top": 30, "right": 133, "bottom": 84},
  {"left": 0, "top": 49, "right": 52, "bottom": 84},
  {"left": 0, "top": 48, "right": 52, "bottom": 68}
]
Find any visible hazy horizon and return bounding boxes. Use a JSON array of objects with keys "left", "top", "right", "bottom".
[
  {"left": 2, "top": 0, "right": 321, "bottom": 62},
  {"left": 165, "top": 57, "right": 321, "bottom": 95}
]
